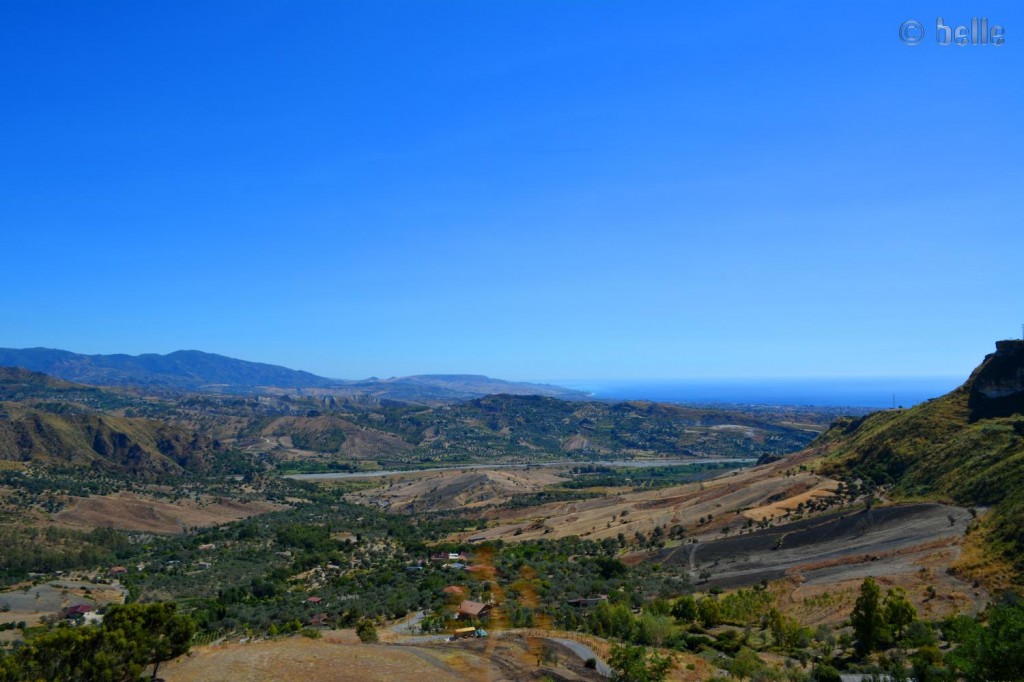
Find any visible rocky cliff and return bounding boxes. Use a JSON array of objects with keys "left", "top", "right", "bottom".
[{"left": 968, "top": 339, "right": 1024, "bottom": 420}]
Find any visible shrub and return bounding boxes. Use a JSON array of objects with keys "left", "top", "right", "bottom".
[{"left": 355, "top": 619, "right": 378, "bottom": 643}]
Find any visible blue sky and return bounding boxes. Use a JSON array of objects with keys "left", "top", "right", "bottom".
[{"left": 1, "top": 1, "right": 1022, "bottom": 381}]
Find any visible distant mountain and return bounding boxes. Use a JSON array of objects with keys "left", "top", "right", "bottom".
[
  {"left": 324, "top": 374, "right": 587, "bottom": 403},
  {"left": 0, "top": 348, "right": 585, "bottom": 402},
  {"left": 0, "top": 366, "right": 820, "bottom": 478},
  {"left": 817, "top": 339, "right": 1024, "bottom": 581}
]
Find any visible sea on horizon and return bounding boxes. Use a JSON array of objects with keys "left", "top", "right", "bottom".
[{"left": 553, "top": 377, "right": 963, "bottom": 409}]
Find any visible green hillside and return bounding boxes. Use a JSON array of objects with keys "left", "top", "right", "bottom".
[
  {"left": 322, "top": 394, "right": 823, "bottom": 463},
  {"left": 0, "top": 403, "right": 223, "bottom": 476},
  {"left": 819, "top": 341, "right": 1024, "bottom": 580},
  {"left": 0, "top": 369, "right": 223, "bottom": 477}
]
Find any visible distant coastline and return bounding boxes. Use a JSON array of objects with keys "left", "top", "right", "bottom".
[{"left": 552, "top": 377, "right": 963, "bottom": 408}]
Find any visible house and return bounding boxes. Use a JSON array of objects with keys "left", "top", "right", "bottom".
[
  {"left": 309, "top": 613, "right": 330, "bottom": 628},
  {"left": 196, "top": 561, "right": 212, "bottom": 570},
  {"left": 62, "top": 604, "right": 94, "bottom": 621},
  {"left": 443, "top": 585, "right": 466, "bottom": 596},
  {"left": 456, "top": 600, "right": 491, "bottom": 620},
  {"left": 307, "top": 596, "right": 323, "bottom": 605},
  {"left": 108, "top": 566, "right": 128, "bottom": 577},
  {"left": 198, "top": 543, "right": 216, "bottom": 551}
]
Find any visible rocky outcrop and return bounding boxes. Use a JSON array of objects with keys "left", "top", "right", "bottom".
[{"left": 967, "top": 340, "right": 1024, "bottom": 420}]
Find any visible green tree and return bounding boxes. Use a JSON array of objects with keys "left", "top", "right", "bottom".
[
  {"left": 0, "top": 602, "right": 193, "bottom": 681},
  {"left": 636, "top": 613, "right": 674, "bottom": 647},
  {"left": 697, "top": 597, "right": 721, "bottom": 628},
  {"left": 608, "top": 643, "right": 674, "bottom": 682},
  {"left": 356, "top": 619, "right": 379, "bottom": 643},
  {"left": 851, "top": 577, "right": 884, "bottom": 654},
  {"left": 949, "top": 600, "right": 1024, "bottom": 682},
  {"left": 811, "top": 663, "right": 842, "bottom": 682},
  {"left": 727, "top": 647, "right": 765, "bottom": 681},
  {"left": 671, "top": 595, "right": 697, "bottom": 623},
  {"left": 883, "top": 587, "right": 916, "bottom": 640},
  {"left": 103, "top": 602, "right": 196, "bottom": 680},
  {"left": 814, "top": 624, "right": 836, "bottom": 658},
  {"left": 910, "top": 645, "right": 946, "bottom": 682}
]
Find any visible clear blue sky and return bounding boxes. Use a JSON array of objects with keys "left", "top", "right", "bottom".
[{"left": 1, "top": 1, "right": 1022, "bottom": 381}]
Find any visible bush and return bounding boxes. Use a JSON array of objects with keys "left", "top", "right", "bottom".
[
  {"left": 904, "top": 620, "right": 937, "bottom": 648},
  {"left": 356, "top": 619, "right": 378, "bottom": 643},
  {"left": 811, "top": 663, "right": 841, "bottom": 682}
]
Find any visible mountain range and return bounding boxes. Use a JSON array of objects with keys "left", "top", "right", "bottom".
[
  {"left": 0, "top": 347, "right": 585, "bottom": 402},
  {"left": 0, "top": 365, "right": 824, "bottom": 478}
]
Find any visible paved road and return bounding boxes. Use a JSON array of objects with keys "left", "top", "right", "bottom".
[
  {"left": 390, "top": 610, "right": 426, "bottom": 635},
  {"left": 545, "top": 637, "right": 611, "bottom": 677}
]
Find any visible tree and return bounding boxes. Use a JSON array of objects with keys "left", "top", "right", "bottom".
[
  {"left": 949, "top": 600, "right": 1024, "bottom": 682},
  {"left": 636, "top": 613, "right": 674, "bottom": 647},
  {"left": 727, "top": 647, "right": 765, "bottom": 681},
  {"left": 883, "top": 587, "right": 916, "bottom": 641},
  {"left": 910, "top": 645, "right": 945, "bottom": 682},
  {"left": 0, "top": 602, "right": 193, "bottom": 681},
  {"left": 671, "top": 595, "right": 697, "bottom": 623},
  {"left": 811, "top": 663, "right": 842, "bottom": 682},
  {"left": 608, "top": 643, "right": 674, "bottom": 682},
  {"left": 851, "top": 577, "right": 884, "bottom": 654},
  {"left": 814, "top": 624, "right": 836, "bottom": 659},
  {"left": 356, "top": 619, "right": 378, "bottom": 643},
  {"left": 697, "top": 597, "right": 720, "bottom": 628},
  {"left": 103, "top": 602, "right": 196, "bottom": 680}
]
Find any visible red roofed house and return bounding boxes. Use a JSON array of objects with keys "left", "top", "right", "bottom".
[
  {"left": 307, "top": 596, "right": 323, "bottom": 605},
  {"left": 457, "top": 600, "right": 491, "bottom": 620},
  {"left": 443, "top": 586, "right": 466, "bottom": 596},
  {"left": 62, "top": 604, "right": 94, "bottom": 620}
]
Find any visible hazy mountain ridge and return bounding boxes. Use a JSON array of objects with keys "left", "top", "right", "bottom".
[
  {"left": 0, "top": 366, "right": 824, "bottom": 476},
  {"left": 0, "top": 348, "right": 585, "bottom": 402}
]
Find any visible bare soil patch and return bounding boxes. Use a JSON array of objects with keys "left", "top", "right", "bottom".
[
  {"left": 162, "top": 633, "right": 601, "bottom": 682},
  {"left": 53, "top": 492, "right": 284, "bottom": 533},
  {"left": 649, "top": 503, "right": 973, "bottom": 590},
  {"left": 351, "top": 468, "right": 568, "bottom": 513}
]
